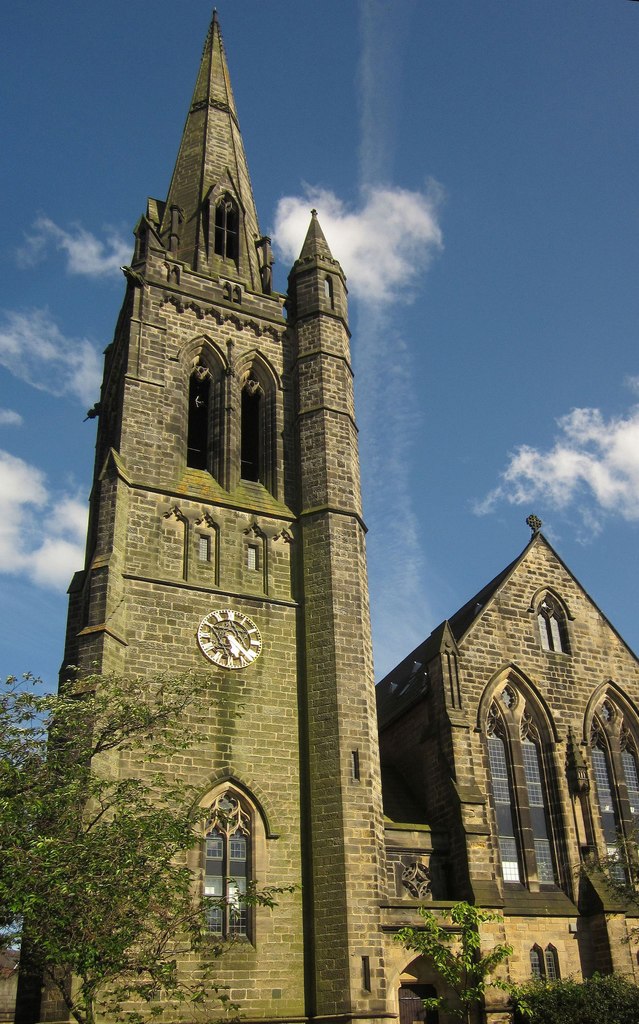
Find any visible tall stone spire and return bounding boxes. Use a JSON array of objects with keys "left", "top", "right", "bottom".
[{"left": 158, "top": 11, "right": 262, "bottom": 288}]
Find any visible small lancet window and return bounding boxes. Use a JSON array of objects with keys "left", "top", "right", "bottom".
[
  {"left": 198, "top": 535, "right": 211, "bottom": 563},
  {"left": 537, "top": 595, "right": 568, "bottom": 654},
  {"left": 324, "top": 275, "right": 334, "bottom": 308},
  {"left": 529, "top": 945, "right": 543, "bottom": 979},
  {"left": 544, "top": 945, "right": 560, "bottom": 981},
  {"left": 203, "top": 792, "right": 250, "bottom": 939},
  {"left": 187, "top": 364, "right": 211, "bottom": 470},
  {"left": 241, "top": 379, "right": 262, "bottom": 483},
  {"left": 214, "top": 195, "right": 239, "bottom": 263}
]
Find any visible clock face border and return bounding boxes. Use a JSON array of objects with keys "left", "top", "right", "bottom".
[{"left": 197, "top": 608, "right": 263, "bottom": 670}]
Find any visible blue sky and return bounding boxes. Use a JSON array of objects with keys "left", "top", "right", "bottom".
[{"left": 1, "top": 1, "right": 638, "bottom": 684}]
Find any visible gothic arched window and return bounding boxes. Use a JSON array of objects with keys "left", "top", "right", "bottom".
[
  {"left": 544, "top": 945, "right": 560, "bottom": 981},
  {"left": 214, "top": 194, "right": 239, "bottom": 263},
  {"left": 185, "top": 353, "right": 225, "bottom": 481},
  {"left": 187, "top": 363, "right": 211, "bottom": 470},
  {"left": 529, "top": 945, "right": 543, "bottom": 979},
  {"left": 529, "top": 943, "right": 560, "bottom": 980},
  {"left": 589, "top": 693, "right": 639, "bottom": 862},
  {"left": 537, "top": 594, "right": 569, "bottom": 654},
  {"left": 241, "top": 378, "right": 262, "bottom": 482},
  {"left": 486, "top": 683, "right": 560, "bottom": 889},
  {"left": 203, "top": 791, "right": 251, "bottom": 939}
]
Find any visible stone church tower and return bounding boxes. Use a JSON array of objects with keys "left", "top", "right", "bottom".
[
  {"left": 35, "top": 12, "right": 639, "bottom": 1024},
  {"left": 59, "top": 12, "right": 388, "bottom": 1024}
]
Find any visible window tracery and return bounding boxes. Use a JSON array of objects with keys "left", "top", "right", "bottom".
[
  {"left": 485, "top": 682, "right": 559, "bottom": 888},
  {"left": 203, "top": 791, "right": 251, "bottom": 938},
  {"left": 589, "top": 693, "right": 639, "bottom": 854}
]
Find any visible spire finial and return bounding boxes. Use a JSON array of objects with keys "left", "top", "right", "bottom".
[
  {"left": 526, "top": 514, "right": 543, "bottom": 536},
  {"left": 311, "top": 208, "right": 318, "bottom": 218}
]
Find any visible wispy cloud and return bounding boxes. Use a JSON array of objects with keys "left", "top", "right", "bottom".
[
  {"left": 357, "top": 0, "right": 417, "bottom": 187},
  {"left": 18, "top": 216, "right": 131, "bottom": 278},
  {"left": 273, "top": 184, "right": 442, "bottom": 305},
  {"left": 476, "top": 398, "right": 639, "bottom": 537},
  {"left": 0, "top": 450, "right": 87, "bottom": 590},
  {"left": 0, "top": 308, "right": 102, "bottom": 405},
  {"left": 0, "top": 409, "right": 23, "bottom": 427}
]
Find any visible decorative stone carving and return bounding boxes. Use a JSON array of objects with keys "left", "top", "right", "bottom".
[
  {"left": 401, "top": 861, "right": 432, "bottom": 900},
  {"left": 273, "top": 528, "right": 293, "bottom": 544},
  {"left": 500, "top": 684, "right": 517, "bottom": 710},
  {"left": 163, "top": 505, "right": 186, "bottom": 523},
  {"left": 206, "top": 791, "right": 250, "bottom": 837},
  {"left": 196, "top": 511, "right": 217, "bottom": 530},
  {"left": 566, "top": 727, "right": 590, "bottom": 796},
  {"left": 487, "top": 702, "right": 502, "bottom": 737}
]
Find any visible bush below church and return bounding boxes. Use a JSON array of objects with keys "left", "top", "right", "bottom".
[{"left": 512, "top": 972, "right": 639, "bottom": 1024}]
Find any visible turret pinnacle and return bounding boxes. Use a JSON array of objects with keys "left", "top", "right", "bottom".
[
  {"left": 159, "top": 12, "right": 262, "bottom": 289},
  {"left": 299, "top": 209, "right": 335, "bottom": 262}
]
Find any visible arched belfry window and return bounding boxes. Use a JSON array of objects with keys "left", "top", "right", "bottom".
[
  {"left": 187, "top": 362, "right": 211, "bottom": 470},
  {"left": 485, "top": 681, "right": 560, "bottom": 889},
  {"left": 241, "top": 378, "right": 263, "bottom": 482},
  {"left": 588, "top": 692, "right": 639, "bottom": 859},
  {"left": 537, "top": 594, "right": 569, "bottom": 654},
  {"left": 185, "top": 351, "right": 225, "bottom": 481},
  {"left": 214, "top": 194, "right": 239, "bottom": 263},
  {"left": 203, "top": 791, "right": 251, "bottom": 939}
]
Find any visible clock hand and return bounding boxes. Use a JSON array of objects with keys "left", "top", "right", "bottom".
[{"left": 226, "top": 634, "right": 245, "bottom": 657}]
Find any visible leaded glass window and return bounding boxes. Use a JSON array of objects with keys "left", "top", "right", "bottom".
[
  {"left": 487, "top": 728, "right": 521, "bottom": 883},
  {"left": 486, "top": 688, "right": 560, "bottom": 889},
  {"left": 203, "top": 792, "right": 250, "bottom": 938}
]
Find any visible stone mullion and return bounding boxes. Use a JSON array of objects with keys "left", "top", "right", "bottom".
[{"left": 508, "top": 734, "right": 540, "bottom": 890}]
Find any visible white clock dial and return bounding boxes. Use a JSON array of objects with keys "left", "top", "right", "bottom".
[{"left": 197, "top": 609, "right": 262, "bottom": 669}]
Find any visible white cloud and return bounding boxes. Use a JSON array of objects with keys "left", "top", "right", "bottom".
[
  {"left": 0, "top": 450, "right": 86, "bottom": 590},
  {"left": 0, "top": 409, "right": 23, "bottom": 426},
  {"left": 272, "top": 183, "right": 442, "bottom": 304},
  {"left": 18, "top": 216, "right": 131, "bottom": 278},
  {"left": 0, "top": 308, "right": 102, "bottom": 405},
  {"left": 476, "top": 403, "right": 639, "bottom": 531}
]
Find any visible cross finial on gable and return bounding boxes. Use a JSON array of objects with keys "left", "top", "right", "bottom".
[{"left": 526, "top": 513, "right": 543, "bottom": 535}]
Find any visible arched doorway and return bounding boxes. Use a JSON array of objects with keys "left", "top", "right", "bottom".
[{"left": 398, "top": 983, "right": 439, "bottom": 1024}]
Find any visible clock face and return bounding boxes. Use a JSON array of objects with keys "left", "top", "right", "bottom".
[{"left": 197, "top": 609, "right": 262, "bottom": 670}]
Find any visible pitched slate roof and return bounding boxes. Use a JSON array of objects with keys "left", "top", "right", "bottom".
[{"left": 376, "top": 541, "right": 533, "bottom": 728}]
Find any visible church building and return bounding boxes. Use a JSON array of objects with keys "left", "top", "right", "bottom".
[{"left": 37, "top": 12, "right": 639, "bottom": 1024}]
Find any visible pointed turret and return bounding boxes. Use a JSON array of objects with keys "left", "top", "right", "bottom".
[
  {"left": 299, "top": 208, "right": 334, "bottom": 261},
  {"left": 158, "top": 12, "right": 263, "bottom": 289},
  {"left": 288, "top": 210, "right": 348, "bottom": 323}
]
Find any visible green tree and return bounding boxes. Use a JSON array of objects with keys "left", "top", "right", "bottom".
[
  {"left": 512, "top": 972, "right": 639, "bottom": 1024},
  {"left": 0, "top": 672, "right": 289, "bottom": 1024},
  {"left": 395, "top": 902, "right": 514, "bottom": 1024}
]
